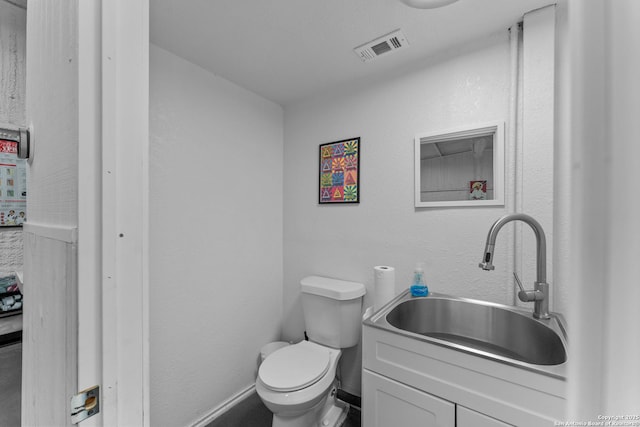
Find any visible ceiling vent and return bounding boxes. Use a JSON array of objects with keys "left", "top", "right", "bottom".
[{"left": 353, "top": 29, "right": 409, "bottom": 62}]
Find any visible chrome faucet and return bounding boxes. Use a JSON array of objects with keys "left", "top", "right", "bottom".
[{"left": 479, "top": 213, "right": 551, "bottom": 319}]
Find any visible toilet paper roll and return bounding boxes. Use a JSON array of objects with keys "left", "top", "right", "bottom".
[{"left": 374, "top": 266, "right": 395, "bottom": 311}]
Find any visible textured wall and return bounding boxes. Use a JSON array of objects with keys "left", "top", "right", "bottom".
[
  {"left": 0, "top": 1, "right": 26, "bottom": 272},
  {"left": 0, "top": 1, "right": 26, "bottom": 126},
  {"left": 149, "top": 44, "right": 284, "bottom": 427}
]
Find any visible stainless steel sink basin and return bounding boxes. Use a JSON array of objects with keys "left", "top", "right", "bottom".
[{"left": 365, "top": 291, "right": 568, "bottom": 376}]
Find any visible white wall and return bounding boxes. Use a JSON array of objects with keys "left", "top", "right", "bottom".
[
  {"left": 149, "top": 45, "right": 284, "bottom": 427},
  {"left": 283, "top": 10, "right": 557, "bottom": 396},
  {"left": 0, "top": 1, "right": 26, "bottom": 271}
]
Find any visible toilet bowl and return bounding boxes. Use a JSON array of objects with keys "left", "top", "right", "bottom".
[
  {"left": 260, "top": 341, "right": 290, "bottom": 364},
  {"left": 256, "top": 275, "right": 365, "bottom": 427},
  {"left": 256, "top": 340, "right": 348, "bottom": 427}
]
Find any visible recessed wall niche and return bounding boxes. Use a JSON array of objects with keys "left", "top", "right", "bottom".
[{"left": 414, "top": 122, "right": 504, "bottom": 208}]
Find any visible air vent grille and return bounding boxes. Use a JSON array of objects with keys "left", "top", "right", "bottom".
[
  {"left": 371, "top": 41, "right": 392, "bottom": 56},
  {"left": 354, "top": 29, "right": 409, "bottom": 62}
]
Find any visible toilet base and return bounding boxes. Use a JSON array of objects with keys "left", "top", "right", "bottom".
[
  {"left": 271, "top": 384, "right": 349, "bottom": 427},
  {"left": 319, "top": 398, "right": 349, "bottom": 427}
]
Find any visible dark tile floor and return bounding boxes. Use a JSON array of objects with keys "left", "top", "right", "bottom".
[
  {"left": 206, "top": 391, "right": 361, "bottom": 427},
  {"left": 0, "top": 341, "right": 21, "bottom": 427},
  {"left": 1, "top": 337, "right": 361, "bottom": 427}
]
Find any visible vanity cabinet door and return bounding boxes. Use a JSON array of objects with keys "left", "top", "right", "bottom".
[
  {"left": 362, "top": 370, "right": 455, "bottom": 427},
  {"left": 457, "top": 405, "right": 512, "bottom": 427}
]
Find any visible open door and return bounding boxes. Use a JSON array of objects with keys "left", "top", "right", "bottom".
[{"left": 22, "top": 1, "right": 149, "bottom": 425}]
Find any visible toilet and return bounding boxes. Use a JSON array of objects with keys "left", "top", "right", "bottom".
[{"left": 256, "top": 275, "right": 366, "bottom": 427}]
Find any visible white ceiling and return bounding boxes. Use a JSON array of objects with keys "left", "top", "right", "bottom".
[{"left": 150, "top": 0, "right": 554, "bottom": 107}]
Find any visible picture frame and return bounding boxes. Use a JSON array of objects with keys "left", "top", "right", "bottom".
[
  {"left": 319, "top": 137, "right": 360, "bottom": 204},
  {"left": 414, "top": 121, "right": 504, "bottom": 208}
]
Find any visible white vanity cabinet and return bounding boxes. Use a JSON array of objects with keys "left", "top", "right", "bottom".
[
  {"left": 362, "top": 325, "right": 566, "bottom": 427},
  {"left": 362, "top": 370, "right": 509, "bottom": 427}
]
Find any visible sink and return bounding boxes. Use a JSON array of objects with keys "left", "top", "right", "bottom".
[{"left": 365, "top": 291, "right": 568, "bottom": 375}]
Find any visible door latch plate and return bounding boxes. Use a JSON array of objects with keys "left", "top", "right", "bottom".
[{"left": 71, "top": 385, "right": 99, "bottom": 424}]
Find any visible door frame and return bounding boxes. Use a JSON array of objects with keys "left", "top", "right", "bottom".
[{"left": 78, "top": 1, "right": 150, "bottom": 425}]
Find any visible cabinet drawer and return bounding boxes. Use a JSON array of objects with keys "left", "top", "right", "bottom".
[{"left": 457, "top": 405, "right": 512, "bottom": 427}]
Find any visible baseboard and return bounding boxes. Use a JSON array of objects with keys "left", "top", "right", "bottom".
[
  {"left": 337, "top": 389, "right": 361, "bottom": 409},
  {"left": 0, "top": 330, "right": 21, "bottom": 348},
  {"left": 190, "top": 383, "right": 256, "bottom": 427}
]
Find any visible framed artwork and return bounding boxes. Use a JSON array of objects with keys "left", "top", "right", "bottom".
[{"left": 319, "top": 137, "right": 360, "bottom": 204}]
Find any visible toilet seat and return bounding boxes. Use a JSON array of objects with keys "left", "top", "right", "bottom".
[{"left": 258, "top": 342, "right": 330, "bottom": 392}]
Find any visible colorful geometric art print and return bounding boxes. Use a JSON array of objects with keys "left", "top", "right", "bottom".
[{"left": 319, "top": 137, "right": 360, "bottom": 204}]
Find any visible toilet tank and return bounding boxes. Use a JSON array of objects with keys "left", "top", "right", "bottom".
[{"left": 300, "top": 276, "right": 366, "bottom": 349}]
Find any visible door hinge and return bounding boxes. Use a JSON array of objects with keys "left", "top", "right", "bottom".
[{"left": 71, "top": 385, "right": 100, "bottom": 424}]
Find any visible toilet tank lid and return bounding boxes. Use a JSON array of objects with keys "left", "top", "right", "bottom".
[{"left": 300, "top": 276, "right": 366, "bottom": 300}]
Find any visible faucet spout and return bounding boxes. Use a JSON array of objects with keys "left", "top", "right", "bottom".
[
  {"left": 479, "top": 213, "right": 550, "bottom": 319},
  {"left": 478, "top": 242, "right": 496, "bottom": 271}
]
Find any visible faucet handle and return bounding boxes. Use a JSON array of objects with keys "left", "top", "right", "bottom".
[
  {"left": 513, "top": 272, "right": 526, "bottom": 293},
  {"left": 513, "top": 272, "right": 543, "bottom": 302}
]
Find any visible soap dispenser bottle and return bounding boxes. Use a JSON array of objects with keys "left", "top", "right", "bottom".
[{"left": 410, "top": 263, "right": 429, "bottom": 297}]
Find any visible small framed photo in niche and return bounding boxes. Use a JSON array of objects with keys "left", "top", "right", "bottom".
[
  {"left": 469, "top": 180, "right": 487, "bottom": 200},
  {"left": 414, "top": 121, "right": 504, "bottom": 208},
  {"left": 319, "top": 137, "right": 360, "bottom": 204}
]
